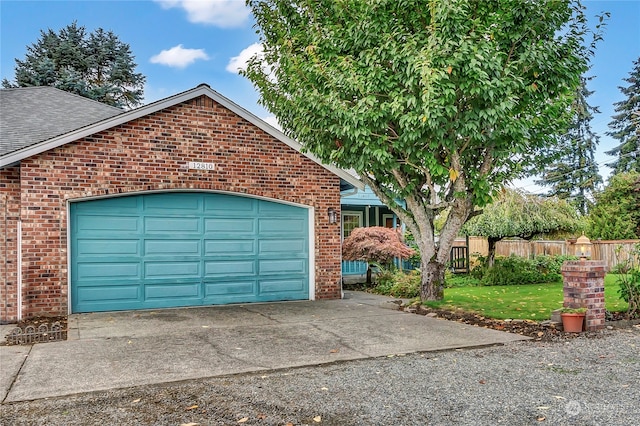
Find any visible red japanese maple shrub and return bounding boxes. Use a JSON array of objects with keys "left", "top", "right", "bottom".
[{"left": 342, "top": 226, "right": 415, "bottom": 269}]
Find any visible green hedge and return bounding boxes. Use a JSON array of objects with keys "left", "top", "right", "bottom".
[{"left": 478, "top": 254, "right": 577, "bottom": 286}]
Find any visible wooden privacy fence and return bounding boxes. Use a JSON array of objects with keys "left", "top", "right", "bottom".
[{"left": 458, "top": 238, "right": 639, "bottom": 271}]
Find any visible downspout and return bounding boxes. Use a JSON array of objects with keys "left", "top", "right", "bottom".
[
  {"left": 17, "top": 220, "right": 22, "bottom": 321},
  {"left": 2, "top": 196, "right": 6, "bottom": 322}
]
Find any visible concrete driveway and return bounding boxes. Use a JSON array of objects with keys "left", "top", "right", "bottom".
[{"left": 0, "top": 291, "right": 529, "bottom": 403}]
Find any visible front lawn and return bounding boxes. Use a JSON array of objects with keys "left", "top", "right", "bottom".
[{"left": 423, "top": 274, "right": 628, "bottom": 320}]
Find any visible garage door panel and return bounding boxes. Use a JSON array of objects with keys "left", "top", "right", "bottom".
[
  {"left": 259, "top": 239, "right": 306, "bottom": 254},
  {"left": 259, "top": 279, "right": 306, "bottom": 294},
  {"left": 77, "top": 285, "right": 140, "bottom": 303},
  {"left": 205, "top": 239, "right": 255, "bottom": 255},
  {"left": 77, "top": 215, "right": 140, "bottom": 233},
  {"left": 259, "top": 259, "right": 307, "bottom": 274},
  {"left": 204, "top": 260, "right": 256, "bottom": 276},
  {"left": 76, "top": 263, "right": 140, "bottom": 280},
  {"left": 145, "top": 261, "right": 200, "bottom": 278},
  {"left": 259, "top": 201, "right": 304, "bottom": 215},
  {"left": 77, "top": 239, "right": 140, "bottom": 256},
  {"left": 259, "top": 218, "right": 305, "bottom": 234},
  {"left": 204, "top": 218, "right": 255, "bottom": 233},
  {"left": 204, "top": 194, "right": 256, "bottom": 213},
  {"left": 204, "top": 280, "right": 255, "bottom": 296},
  {"left": 145, "top": 239, "right": 201, "bottom": 255},
  {"left": 71, "top": 192, "right": 309, "bottom": 313},
  {"left": 145, "top": 283, "right": 201, "bottom": 299},
  {"left": 74, "top": 196, "right": 139, "bottom": 212},
  {"left": 145, "top": 217, "right": 200, "bottom": 233},
  {"left": 144, "top": 193, "right": 201, "bottom": 211}
]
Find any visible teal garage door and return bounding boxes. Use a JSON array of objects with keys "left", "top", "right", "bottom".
[{"left": 70, "top": 192, "right": 309, "bottom": 313}]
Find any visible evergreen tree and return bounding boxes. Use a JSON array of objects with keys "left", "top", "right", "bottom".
[
  {"left": 606, "top": 57, "right": 640, "bottom": 174},
  {"left": 588, "top": 171, "right": 640, "bottom": 240},
  {"left": 537, "top": 76, "right": 602, "bottom": 214},
  {"left": 2, "top": 22, "right": 145, "bottom": 109}
]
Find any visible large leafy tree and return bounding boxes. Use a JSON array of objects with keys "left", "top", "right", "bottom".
[
  {"left": 537, "top": 76, "right": 602, "bottom": 215},
  {"left": 606, "top": 57, "right": 640, "bottom": 174},
  {"left": 462, "top": 189, "right": 582, "bottom": 266},
  {"left": 244, "top": 0, "right": 599, "bottom": 300},
  {"left": 588, "top": 171, "right": 640, "bottom": 240},
  {"left": 2, "top": 22, "right": 145, "bottom": 108}
]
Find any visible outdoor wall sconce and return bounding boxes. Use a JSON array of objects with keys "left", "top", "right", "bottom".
[
  {"left": 328, "top": 208, "right": 338, "bottom": 224},
  {"left": 575, "top": 234, "right": 592, "bottom": 260}
]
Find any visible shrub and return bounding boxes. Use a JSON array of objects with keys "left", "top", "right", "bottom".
[
  {"left": 614, "top": 244, "right": 640, "bottom": 319},
  {"left": 342, "top": 227, "right": 415, "bottom": 268},
  {"left": 479, "top": 254, "right": 575, "bottom": 286},
  {"left": 444, "top": 273, "right": 482, "bottom": 288},
  {"left": 469, "top": 254, "right": 489, "bottom": 279},
  {"left": 373, "top": 270, "right": 421, "bottom": 298}
]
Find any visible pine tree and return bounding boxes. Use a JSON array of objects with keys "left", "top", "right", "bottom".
[
  {"left": 606, "top": 57, "right": 640, "bottom": 174},
  {"left": 2, "top": 22, "right": 145, "bottom": 109},
  {"left": 537, "top": 76, "right": 602, "bottom": 215}
]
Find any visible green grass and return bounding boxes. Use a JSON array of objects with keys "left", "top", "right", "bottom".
[{"left": 424, "top": 274, "right": 628, "bottom": 320}]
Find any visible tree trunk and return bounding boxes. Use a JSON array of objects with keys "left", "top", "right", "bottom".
[
  {"left": 421, "top": 259, "right": 445, "bottom": 300},
  {"left": 366, "top": 265, "right": 372, "bottom": 286}
]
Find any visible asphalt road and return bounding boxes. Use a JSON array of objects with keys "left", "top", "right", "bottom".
[{"left": 2, "top": 327, "right": 639, "bottom": 426}]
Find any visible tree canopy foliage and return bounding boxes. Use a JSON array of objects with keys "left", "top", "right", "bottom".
[
  {"left": 462, "top": 189, "right": 582, "bottom": 264},
  {"left": 2, "top": 22, "right": 145, "bottom": 108},
  {"left": 588, "top": 171, "right": 640, "bottom": 240},
  {"left": 606, "top": 57, "right": 640, "bottom": 174},
  {"left": 244, "top": 0, "right": 600, "bottom": 300}
]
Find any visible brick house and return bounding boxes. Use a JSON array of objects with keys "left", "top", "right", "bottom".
[{"left": 0, "top": 84, "right": 361, "bottom": 323}]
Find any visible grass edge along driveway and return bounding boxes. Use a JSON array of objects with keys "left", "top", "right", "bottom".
[{"left": 425, "top": 274, "right": 627, "bottom": 320}]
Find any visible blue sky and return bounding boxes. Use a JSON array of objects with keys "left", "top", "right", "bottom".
[{"left": 1, "top": 0, "right": 638, "bottom": 188}]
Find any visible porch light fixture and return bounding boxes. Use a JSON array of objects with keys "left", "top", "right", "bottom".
[
  {"left": 328, "top": 208, "right": 338, "bottom": 224},
  {"left": 575, "top": 234, "right": 592, "bottom": 260}
]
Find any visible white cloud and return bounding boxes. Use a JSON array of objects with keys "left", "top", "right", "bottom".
[
  {"left": 262, "top": 116, "right": 282, "bottom": 131},
  {"left": 155, "top": 0, "right": 250, "bottom": 28},
  {"left": 150, "top": 44, "right": 209, "bottom": 69},
  {"left": 226, "top": 42, "right": 263, "bottom": 74}
]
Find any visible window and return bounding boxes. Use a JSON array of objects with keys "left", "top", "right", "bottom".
[{"left": 342, "top": 211, "right": 363, "bottom": 240}]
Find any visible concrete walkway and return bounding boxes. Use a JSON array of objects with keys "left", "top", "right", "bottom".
[{"left": 0, "top": 291, "right": 529, "bottom": 403}]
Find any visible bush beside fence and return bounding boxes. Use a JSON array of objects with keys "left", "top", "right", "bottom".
[{"left": 456, "top": 238, "right": 640, "bottom": 271}]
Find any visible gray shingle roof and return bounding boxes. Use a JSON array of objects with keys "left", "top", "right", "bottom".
[{"left": 0, "top": 86, "right": 123, "bottom": 157}]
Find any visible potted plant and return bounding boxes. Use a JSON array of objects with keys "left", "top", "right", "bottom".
[{"left": 560, "top": 307, "right": 587, "bottom": 333}]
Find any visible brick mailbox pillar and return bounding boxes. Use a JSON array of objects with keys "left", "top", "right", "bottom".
[{"left": 561, "top": 260, "right": 608, "bottom": 331}]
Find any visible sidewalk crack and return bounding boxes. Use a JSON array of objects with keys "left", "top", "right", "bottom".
[{"left": 1, "top": 344, "right": 33, "bottom": 404}]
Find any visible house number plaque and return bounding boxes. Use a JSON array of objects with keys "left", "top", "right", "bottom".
[{"left": 188, "top": 161, "right": 215, "bottom": 170}]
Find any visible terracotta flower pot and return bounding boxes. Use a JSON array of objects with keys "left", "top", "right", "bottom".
[{"left": 561, "top": 313, "right": 585, "bottom": 333}]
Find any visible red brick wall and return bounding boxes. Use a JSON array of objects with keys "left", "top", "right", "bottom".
[
  {"left": 0, "top": 166, "right": 21, "bottom": 322},
  {"left": 12, "top": 96, "right": 343, "bottom": 319}
]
